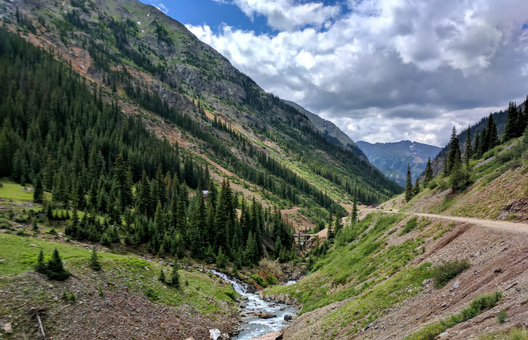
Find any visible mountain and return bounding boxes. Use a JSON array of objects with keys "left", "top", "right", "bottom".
[
  {"left": 356, "top": 140, "right": 442, "bottom": 186},
  {"left": 282, "top": 100, "right": 367, "bottom": 160}
]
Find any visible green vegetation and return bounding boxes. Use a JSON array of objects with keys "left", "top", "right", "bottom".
[
  {"left": 430, "top": 259, "right": 470, "bottom": 288},
  {"left": 405, "top": 291, "right": 503, "bottom": 340},
  {"left": 480, "top": 327, "right": 528, "bottom": 340},
  {"left": 269, "top": 213, "right": 424, "bottom": 314},
  {"left": 497, "top": 310, "right": 508, "bottom": 324},
  {"left": 89, "top": 246, "right": 102, "bottom": 271}
]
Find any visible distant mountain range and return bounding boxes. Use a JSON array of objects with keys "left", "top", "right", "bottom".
[{"left": 356, "top": 141, "right": 442, "bottom": 187}]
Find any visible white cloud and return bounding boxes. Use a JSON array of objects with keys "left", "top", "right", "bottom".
[{"left": 188, "top": 0, "right": 528, "bottom": 145}]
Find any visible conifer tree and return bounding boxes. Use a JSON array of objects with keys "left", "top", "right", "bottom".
[
  {"left": 90, "top": 246, "right": 102, "bottom": 271},
  {"left": 35, "top": 249, "right": 46, "bottom": 273},
  {"left": 46, "top": 249, "right": 70, "bottom": 281},
  {"left": 351, "top": 192, "right": 358, "bottom": 224},
  {"left": 503, "top": 102, "right": 519, "bottom": 142},
  {"left": 424, "top": 158, "right": 433, "bottom": 187},
  {"left": 487, "top": 114, "right": 499, "bottom": 150},
  {"left": 473, "top": 132, "right": 481, "bottom": 159},
  {"left": 33, "top": 175, "right": 44, "bottom": 204},
  {"left": 446, "top": 127, "right": 461, "bottom": 175},
  {"left": 334, "top": 209, "right": 343, "bottom": 234},
  {"left": 170, "top": 265, "right": 180, "bottom": 288},
  {"left": 412, "top": 178, "right": 420, "bottom": 197},
  {"left": 464, "top": 126, "right": 472, "bottom": 168},
  {"left": 216, "top": 246, "right": 228, "bottom": 268},
  {"left": 158, "top": 265, "right": 166, "bottom": 283},
  {"left": 405, "top": 164, "right": 413, "bottom": 202}
]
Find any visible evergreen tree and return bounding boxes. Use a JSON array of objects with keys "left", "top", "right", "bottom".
[
  {"left": 35, "top": 249, "right": 46, "bottom": 273},
  {"left": 46, "top": 249, "right": 70, "bottom": 281},
  {"left": 503, "top": 102, "right": 519, "bottom": 142},
  {"left": 351, "top": 192, "right": 358, "bottom": 224},
  {"left": 487, "top": 114, "right": 499, "bottom": 150},
  {"left": 446, "top": 127, "right": 461, "bottom": 175},
  {"left": 464, "top": 126, "right": 472, "bottom": 168},
  {"left": 170, "top": 265, "right": 180, "bottom": 288},
  {"left": 334, "top": 209, "right": 343, "bottom": 234},
  {"left": 216, "top": 246, "right": 228, "bottom": 268},
  {"left": 424, "top": 158, "right": 433, "bottom": 187},
  {"left": 405, "top": 164, "right": 413, "bottom": 202},
  {"left": 90, "top": 246, "right": 102, "bottom": 271},
  {"left": 33, "top": 175, "right": 44, "bottom": 204},
  {"left": 473, "top": 132, "right": 481, "bottom": 159},
  {"left": 158, "top": 265, "right": 166, "bottom": 283},
  {"left": 412, "top": 178, "right": 420, "bottom": 197}
]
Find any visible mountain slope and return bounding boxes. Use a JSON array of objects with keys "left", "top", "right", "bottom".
[
  {"left": 282, "top": 100, "right": 366, "bottom": 160},
  {"left": 356, "top": 140, "right": 442, "bottom": 186},
  {"left": 2, "top": 0, "right": 401, "bottom": 211}
]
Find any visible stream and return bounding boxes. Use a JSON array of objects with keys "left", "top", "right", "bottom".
[{"left": 211, "top": 270, "right": 298, "bottom": 340}]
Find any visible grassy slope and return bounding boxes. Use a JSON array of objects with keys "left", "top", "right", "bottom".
[{"left": 0, "top": 233, "right": 237, "bottom": 315}]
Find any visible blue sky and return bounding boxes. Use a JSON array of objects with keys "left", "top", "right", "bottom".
[{"left": 141, "top": 0, "right": 528, "bottom": 146}]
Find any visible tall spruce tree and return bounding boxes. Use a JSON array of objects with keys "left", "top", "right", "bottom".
[
  {"left": 412, "top": 178, "right": 420, "bottom": 197},
  {"left": 405, "top": 164, "right": 413, "bottom": 202},
  {"left": 33, "top": 175, "right": 44, "bottom": 204},
  {"left": 424, "top": 158, "right": 433, "bottom": 187},
  {"left": 446, "top": 127, "right": 461, "bottom": 176},
  {"left": 351, "top": 192, "right": 358, "bottom": 224},
  {"left": 503, "top": 102, "right": 519, "bottom": 142},
  {"left": 487, "top": 114, "right": 499, "bottom": 150},
  {"left": 464, "top": 126, "right": 472, "bottom": 168}
]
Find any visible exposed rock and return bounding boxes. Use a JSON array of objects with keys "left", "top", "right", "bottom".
[
  {"left": 284, "top": 314, "right": 294, "bottom": 321},
  {"left": 28, "top": 244, "right": 39, "bottom": 247},
  {"left": 493, "top": 267, "right": 502, "bottom": 273},
  {"left": 249, "top": 331, "right": 283, "bottom": 340},
  {"left": 452, "top": 280, "right": 460, "bottom": 290},
  {"left": 255, "top": 312, "right": 276, "bottom": 319},
  {"left": 3, "top": 323, "right": 12, "bottom": 334}
]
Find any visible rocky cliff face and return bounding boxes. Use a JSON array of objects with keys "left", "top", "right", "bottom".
[{"left": 356, "top": 140, "right": 441, "bottom": 186}]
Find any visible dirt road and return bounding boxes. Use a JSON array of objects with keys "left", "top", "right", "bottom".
[{"left": 388, "top": 210, "right": 528, "bottom": 234}]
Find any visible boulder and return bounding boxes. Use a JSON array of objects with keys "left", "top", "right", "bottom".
[
  {"left": 256, "top": 312, "right": 276, "bottom": 319},
  {"left": 210, "top": 329, "right": 221, "bottom": 340},
  {"left": 284, "top": 314, "right": 295, "bottom": 321}
]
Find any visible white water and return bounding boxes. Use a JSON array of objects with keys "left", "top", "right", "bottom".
[{"left": 211, "top": 270, "right": 297, "bottom": 340}]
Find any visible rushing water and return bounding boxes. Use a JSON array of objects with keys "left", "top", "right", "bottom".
[{"left": 211, "top": 270, "right": 298, "bottom": 340}]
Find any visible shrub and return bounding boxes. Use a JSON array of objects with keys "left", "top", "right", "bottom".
[
  {"left": 399, "top": 217, "right": 418, "bottom": 235},
  {"left": 250, "top": 274, "right": 267, "bottom": 288},
  {"left": 497, "top": 310, "right": 508, "bottom": 324},
  {"left": 266, "top": 274, "right": 278, "bottom": 285},
  {"left": 143, "top": 287, "right": 159, "bottom": 301},
  {"left": 430, "top": 260, "right": 470, "bottom": 288}
]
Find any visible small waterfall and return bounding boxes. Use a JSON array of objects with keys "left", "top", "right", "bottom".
[{"left": 210, "top": 270, "right": 248, "bottom": 295}]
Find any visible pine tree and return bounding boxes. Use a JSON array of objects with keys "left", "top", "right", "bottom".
[
  {"left": 46, "top": 249, "right": 70, "bottom": 281},
  {"left": 351, "top": 192, "right": 358, "bottom": 224},
  {"left": 35, "top": 249, "right": 46, "bottom": 273},
  {"left": 464, "top": 126, "right": 472, "bottom": 168},
  {"left": 33, "top": 175, "right": 44, "bottom": 204},
  {"left": 405, "top": 164, "right": 413, "bottom": 202},
  {"left": 334, "top": 209, "right": 343, "bottom": 234},
  {"left": 446, "top": 127, "right": 461, "bottom": 175},
  {"left": 424, "top": 158, "right": 433, "bottom": 186},
  {"left": 158, "top": 265, "right": 166, "bottom": 283},
  {"left": 216, "top": 246, "right": 228, "bottom": 268},
  {"left": 90, "top": 246, "right": 102, "bottom": 271},
  {"left": 473, "top": 132, "right": 481, "bottom": 159},
  {"left": 412, "top": 178, "right": 420, "bottom": 197},
  {"left": 487, "top": 114, "right": 499, "bottom": 150},
  {"left": 170, "top": 265, "right": 180, "bottom": 288},
  {"left": 503, "top": 102, "right": 519, "bottom": 142}
]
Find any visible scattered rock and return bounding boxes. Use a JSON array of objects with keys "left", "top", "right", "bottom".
[
  {"left": 210, "top": 329, "right": 221, "bottom": 340},
  {"left": 3, "top": 323, "right": 12, "bottom": 334},
  {"left": 284, "top": 314, "right": 294, "bottom": 321},
  {"left": 28, "top": 244, "right": 39, "bottom": 247},
  {"left": 452, "top": 281, "right": 460, "bottom": 290},
  {"left": 493, "top": 267, "right": 502, "bottom": 273},
  {"left": 439, "top": 331, "right": 448, "bottom": 337},
  {"left": 255, "top": 312, "right": 276, "bottom": 319},
  {"left": 440, "top": 302, "right": 447, "bottom": 308},
  {"left": 422, "top": 278, "right": 432, "bottom": 286}
]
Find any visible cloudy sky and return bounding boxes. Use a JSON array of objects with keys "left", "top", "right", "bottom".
[{"left": 144, "top": 0, "right": 528, "bottom": 146}]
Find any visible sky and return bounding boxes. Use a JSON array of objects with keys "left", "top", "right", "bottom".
[{"left": 142, "top": 0, "right": 528, "bottom": 147}]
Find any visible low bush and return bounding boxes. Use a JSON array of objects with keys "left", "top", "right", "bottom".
[
  {"left": 399, "top": 217, "right": 418, "bottom": 235},
  {"left": 430, "top": 260, "right": 470, "bottom": 288},
  {"left": 250, "top": 274, "right": 267, "bottom": 288},
  {"left": 497, "top": 310, "right": 508, "bottom": 324}
]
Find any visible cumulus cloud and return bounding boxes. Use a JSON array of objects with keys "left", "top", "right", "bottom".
[{"left": 188, "top": 0, "right": 528, "bottom": 145}]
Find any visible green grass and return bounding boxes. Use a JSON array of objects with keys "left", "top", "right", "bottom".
[
  {"left": 0, "top": 233, "right": 237, "bottom": 315},
  {"left": 480, "top": 326, "right": 528, "bottom": 340},
  {"left": 405, "top": 291, "right": 502, "bottom": 340},
  {"left": 267, "top": 213, "right": 424, "bottom": 314},
  {"left": 430, "top": 259, "right": 470, "bottom": 288},
  {"left": 0, "top": 180, "right": 35, "bottom": 203}
]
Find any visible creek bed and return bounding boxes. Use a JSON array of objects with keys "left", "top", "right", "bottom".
[{"left": 211, "top": 271, "right": 297, "bottom": 340}]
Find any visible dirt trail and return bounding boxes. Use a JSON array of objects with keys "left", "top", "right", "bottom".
[{"left": 390, "top": 209, "right": 528, "bottom": 234}]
